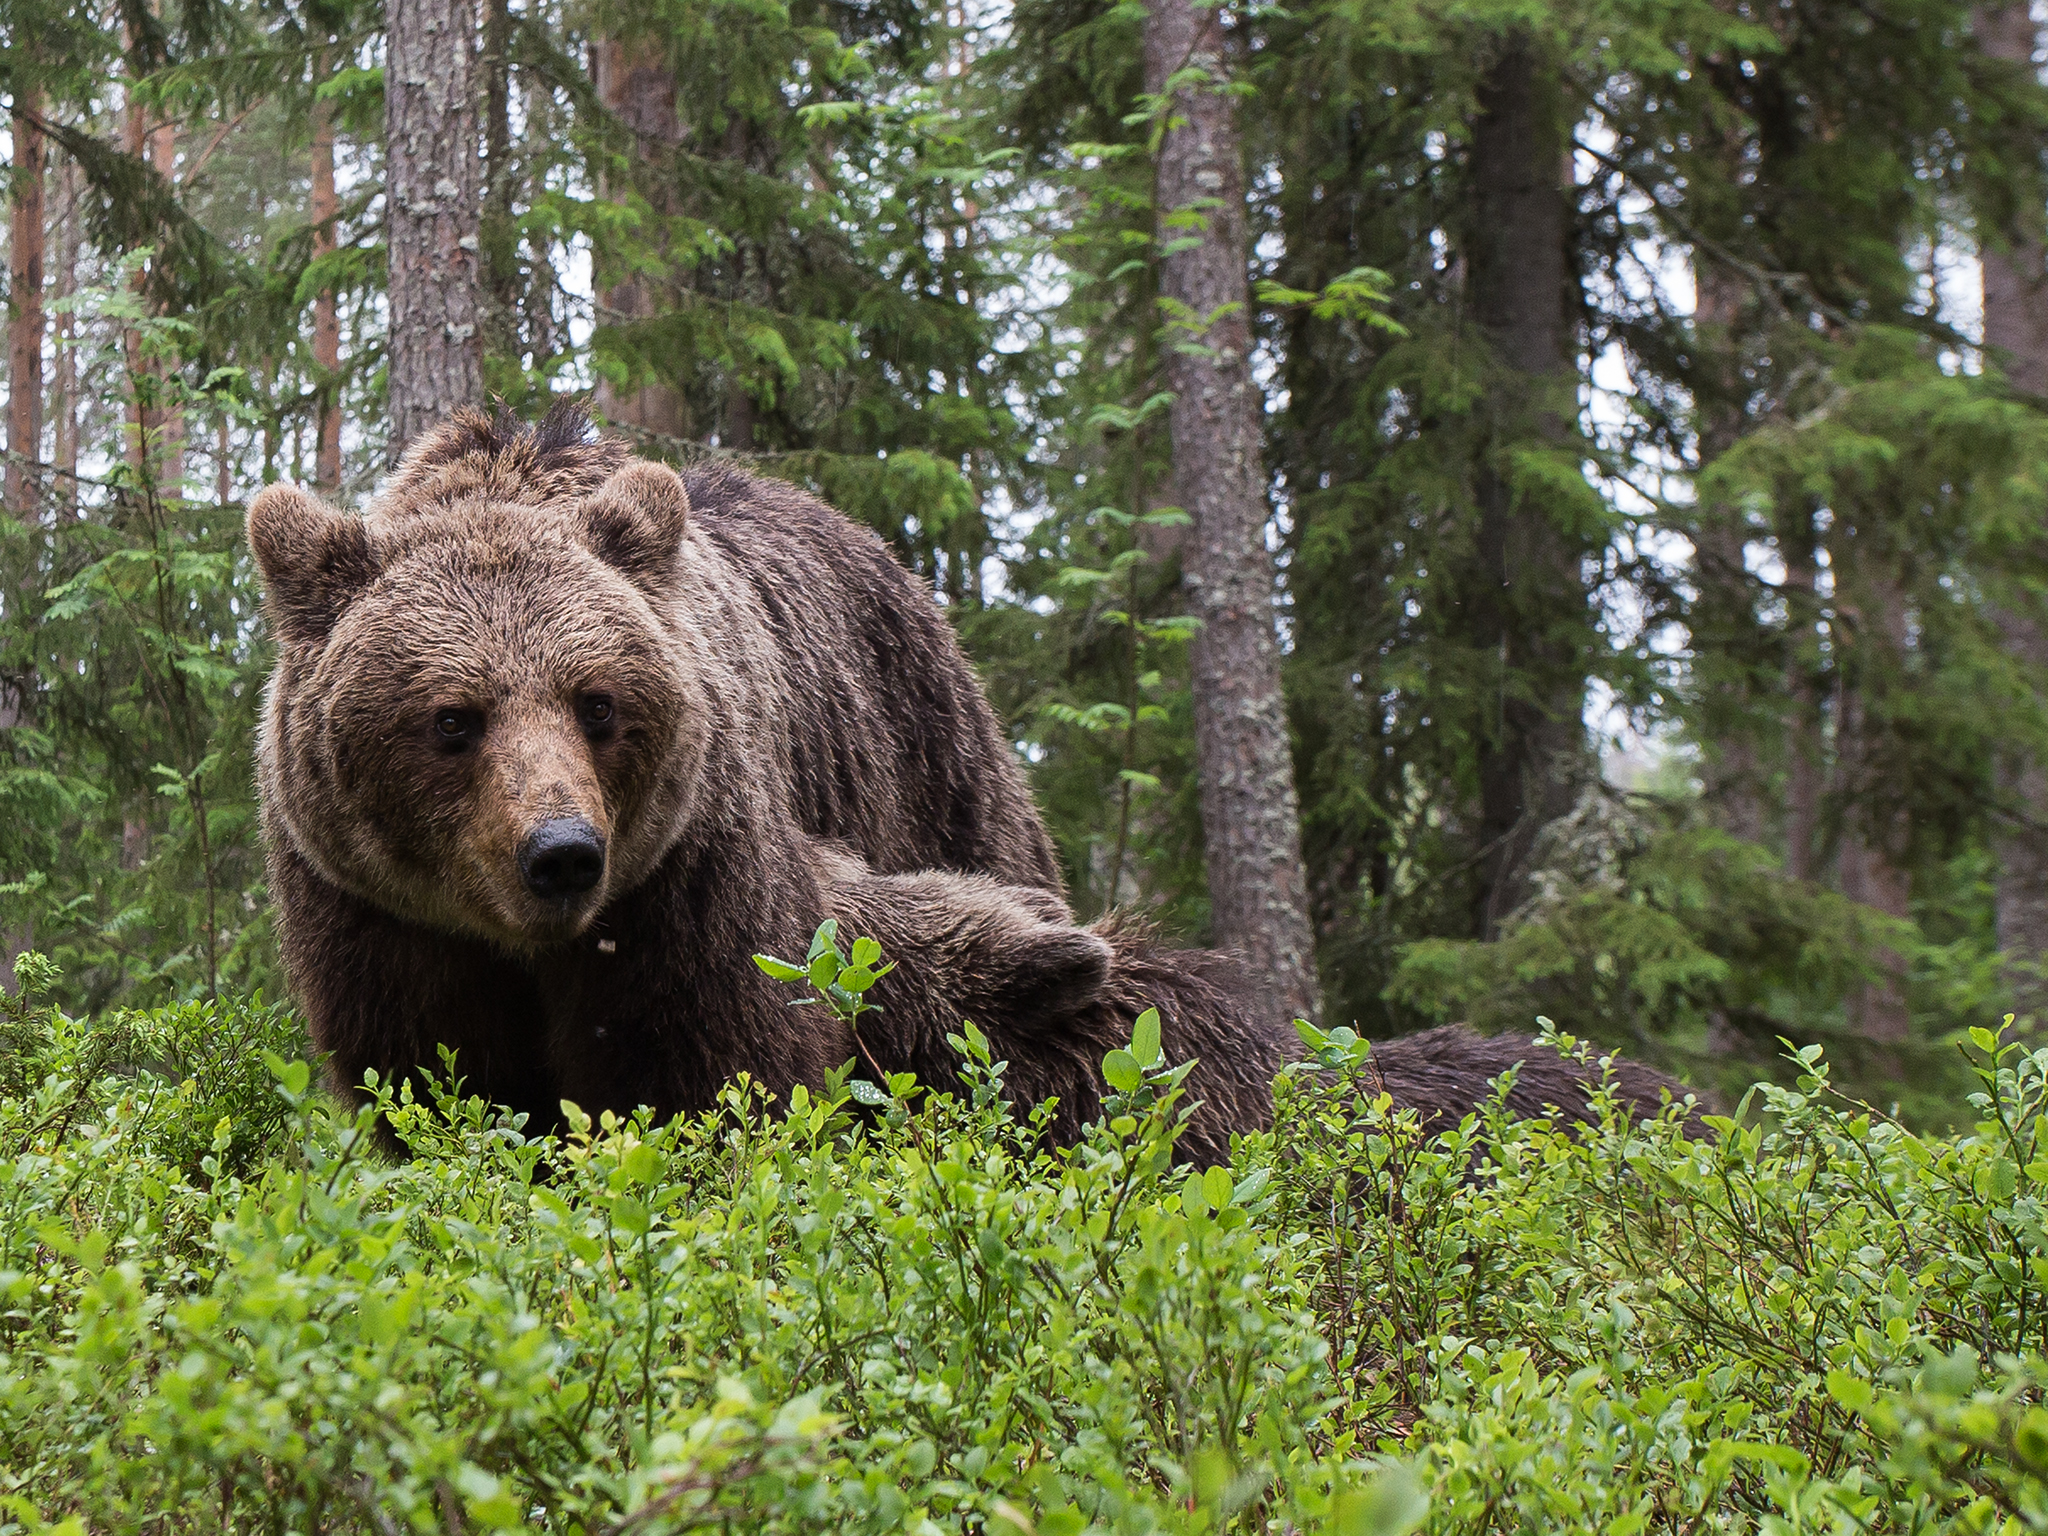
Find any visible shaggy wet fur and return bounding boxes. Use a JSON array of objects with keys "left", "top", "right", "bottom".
[
  {"left": 252, "top": 406, "right": 1058, "bottom": 1126},
  {"left": 805, "top": 848, "right": 1711, "bottom": 1167}
]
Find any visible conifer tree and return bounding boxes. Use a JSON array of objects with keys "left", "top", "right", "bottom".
[
  {"left": 1462, "top": 29, "right": 1591, "bottom": 939},
  {"left": 6, "top": 89, "right": 43, "bottom": 518},
  {"left": 1143, "top": 0, "right": 1319, "bottom": 1023},
  {"left": 1977, "top": 0, "right": 2048, "bottom": 1020}
]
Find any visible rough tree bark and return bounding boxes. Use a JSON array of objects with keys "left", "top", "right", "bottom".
[
  {"left": 312, "top": 88, "right": 342, "bottom": 489},
  {"left": 1691, "top": 260, "right": 1768, "bottom": 847},
  {"left": 4, "top": 85, "right": 44, "bottom": 759},
  {"left": 1976, "top": 1, "right": 2048, "bottom": 1019},
  {"left": 1465, "top": 34, "right": 1589, "bottom": 938},
  {"left": 52, "top": 154, "right": 75, "bottom": 513},
  {"left": 2, "top": 93, "right": 43, "bottom": 975},
  {"left": 1142, "top": 0, "right": 1320, "bottom": 1023},
  {"left": 7, "top": 88, "right": 45, "bottom": 516},
  {"left": 384, "top": 0, "right": 483, "bottom": 462},
  {"left": 592, "top": 36, "right": 686, "bottom": 440}
]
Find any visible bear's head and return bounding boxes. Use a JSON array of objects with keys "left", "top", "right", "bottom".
[{"left": 249, "top": 456, "right": 711, "bottom": 951}]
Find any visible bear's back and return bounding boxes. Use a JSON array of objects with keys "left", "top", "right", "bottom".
[{"left": 680, "top": 460, "right": 1059, "bottom": 892}]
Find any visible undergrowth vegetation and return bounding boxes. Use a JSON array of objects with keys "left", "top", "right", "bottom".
[{"left": 3, "top": 946, "right": 2048, "bottom": 1533}]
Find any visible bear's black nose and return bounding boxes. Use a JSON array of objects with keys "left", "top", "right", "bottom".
[{"left": 520, "top": 817, "right": 606, "bottom": 898}]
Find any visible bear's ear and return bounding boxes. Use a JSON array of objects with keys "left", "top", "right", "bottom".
[
  {"left": 575, "top": 461, "right": 691, "bottom": 594},
  {"left": 246, "top": 483, "right": 379, "bottom": 645}
]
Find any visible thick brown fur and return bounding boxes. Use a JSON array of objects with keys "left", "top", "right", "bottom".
[
  {"left": 1364, "top": 1024, "right": 1712, "bottom": 1141},
  {"left": 251, "top": 406, "right": 1059, "bottom": 1127},
  {"left": 804, "top": 849, "right": 1713, "bottom": 1167}
]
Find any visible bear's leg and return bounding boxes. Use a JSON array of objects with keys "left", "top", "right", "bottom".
[
  {"left": 271, "top": 843, "right": 557, "bottom": 1132},
  {"left": 527, "top": 836, "right": 849, "bottom": 1127}
]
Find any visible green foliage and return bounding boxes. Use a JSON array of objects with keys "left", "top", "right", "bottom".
[
  {"left": 0, "top": 956, "right": 1408, "bottom": 1531},
  {"left": 1, "top": 269, "right": 276, "bottom": 1015},
  {"left": 1384, "top": 790, "right": 1947, "bottom": 1105},
  {"left": 11, "top": 955, "right": 2048, "bottom": 1529},
  {"left": 1269, "top": 1016, "right": 2048, "bottom": 1530}
]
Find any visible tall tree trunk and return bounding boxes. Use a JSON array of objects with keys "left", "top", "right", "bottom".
[
  {"left": 0, "top": 92, "right": 37, "bottom": 978},
  {"left": 50, "top": 153, "right": 74, "bottom": 514},
  {"left": 1465, "top": 34, "right": 1588, "bottom": 938},
  {"left": 718, "top": 115, "right": 771, "bottom": 452},
  {"left": 1781, "top": 514, "right": 1827, "bottom": 884},
  {"left": 1142, "top": 0, "right": 1320, "bottom": 1023},
  {"left": 7, "top": 88, "right": 45, "bottom": 515},
  {"left": 312, "top": 89, "right": 342, "bottom": 489},
  {"left": 148, "top": 114, "right": 182, "bottom": 488},
  {"left": 384, "top": 0, "right": 483, "bottom": 461},
  {"left": 480, "top": 0, "right": 516, "bottom": 360},
  {"left": 592, "top": 36, "right": 686, "bottom": 439},
  {"left": 1691, "top": 257, "right": 1765, "bottom": 1057},
  {"left": 1976, "top": 1, "right": 2048, "bottom": 1020},
  {"left": 1691, "top": 260, "right": 1768, "bottom": 845},
  {"left": 120, "top": 80, "right": 182, "bottom": 488},
  {"left": 1835, "top": 565, "right": 1914, "bottom": 1054}
]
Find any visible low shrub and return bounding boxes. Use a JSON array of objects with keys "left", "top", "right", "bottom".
[{"left": 0, "top": 939, "right": 2046, "bottom": 1533}]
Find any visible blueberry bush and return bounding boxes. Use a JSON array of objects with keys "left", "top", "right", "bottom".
[{"left": 2, "top": 940, "right": 2047, "bottom": 1533}]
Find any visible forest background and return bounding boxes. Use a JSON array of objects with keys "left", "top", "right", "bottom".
[{"left": 5, "top": 0, "right": 2048, "bottom": 1119}]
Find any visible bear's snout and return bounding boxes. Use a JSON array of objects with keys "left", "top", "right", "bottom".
[{"left": 519, "top": 817, "right": 608, "bottom": 899}]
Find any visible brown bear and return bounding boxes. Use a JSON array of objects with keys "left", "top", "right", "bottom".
[
  {"left": 801, "top": 845, "right": 1713, "bottom": 1167},
  {"left": 252, "top": 404, "right": 1706, "bottom": 1159},
  {"left": 249, "top": 405, "right": 1063, "bottom": 1128}
]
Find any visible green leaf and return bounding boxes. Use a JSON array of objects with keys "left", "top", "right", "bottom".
[
  {"left": 1825, "top": 1369, "right": 1875, "bottom": 1413},
  {"left": 264, "top": 1054, "right": 310, "bottom": 1098},
  {"left": 1253, "top": 278, "right": 1322, "bottom": 306},
  {"left": 2016, "top": 1408, "right": 2048, "bottom": 1470},
  {"left": 622, "top": 1143, "right": 663, "bottom": 1186},
  {"left": 1131, "top": 1007, "right": 1162, "bottom": 1067},
  {"left": 850, "top": 936, "right": 882, "bottom": 968},
  {"left": 1054, "top": 566, "right": 1113, "bottom": 588},
  {"left": 1990, "top": 1157, "right": 2021, "bottom": 1202},
  {"left": 807, "top": 919, "right": 839, "bottom": 962},
  {"left": 1102, "top": 1049, "right": 1142, "bottom": 1093},
  {"left": 754, "top": 955, "right": 807, "bottom": 983},
  {"left": 1202, "top": 1166, "right": 1233, "bottom": 1211},
  {"left": 1331, "top": 1465, "right": 1429, "bottom": 1536}
]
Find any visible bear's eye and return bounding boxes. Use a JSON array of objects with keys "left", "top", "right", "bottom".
[
  {"left": 433, "top": 708, "right": 483, "bottom": 753},
  {"left": 579, "top": 694, "right": 616, "bottom": 738}
]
